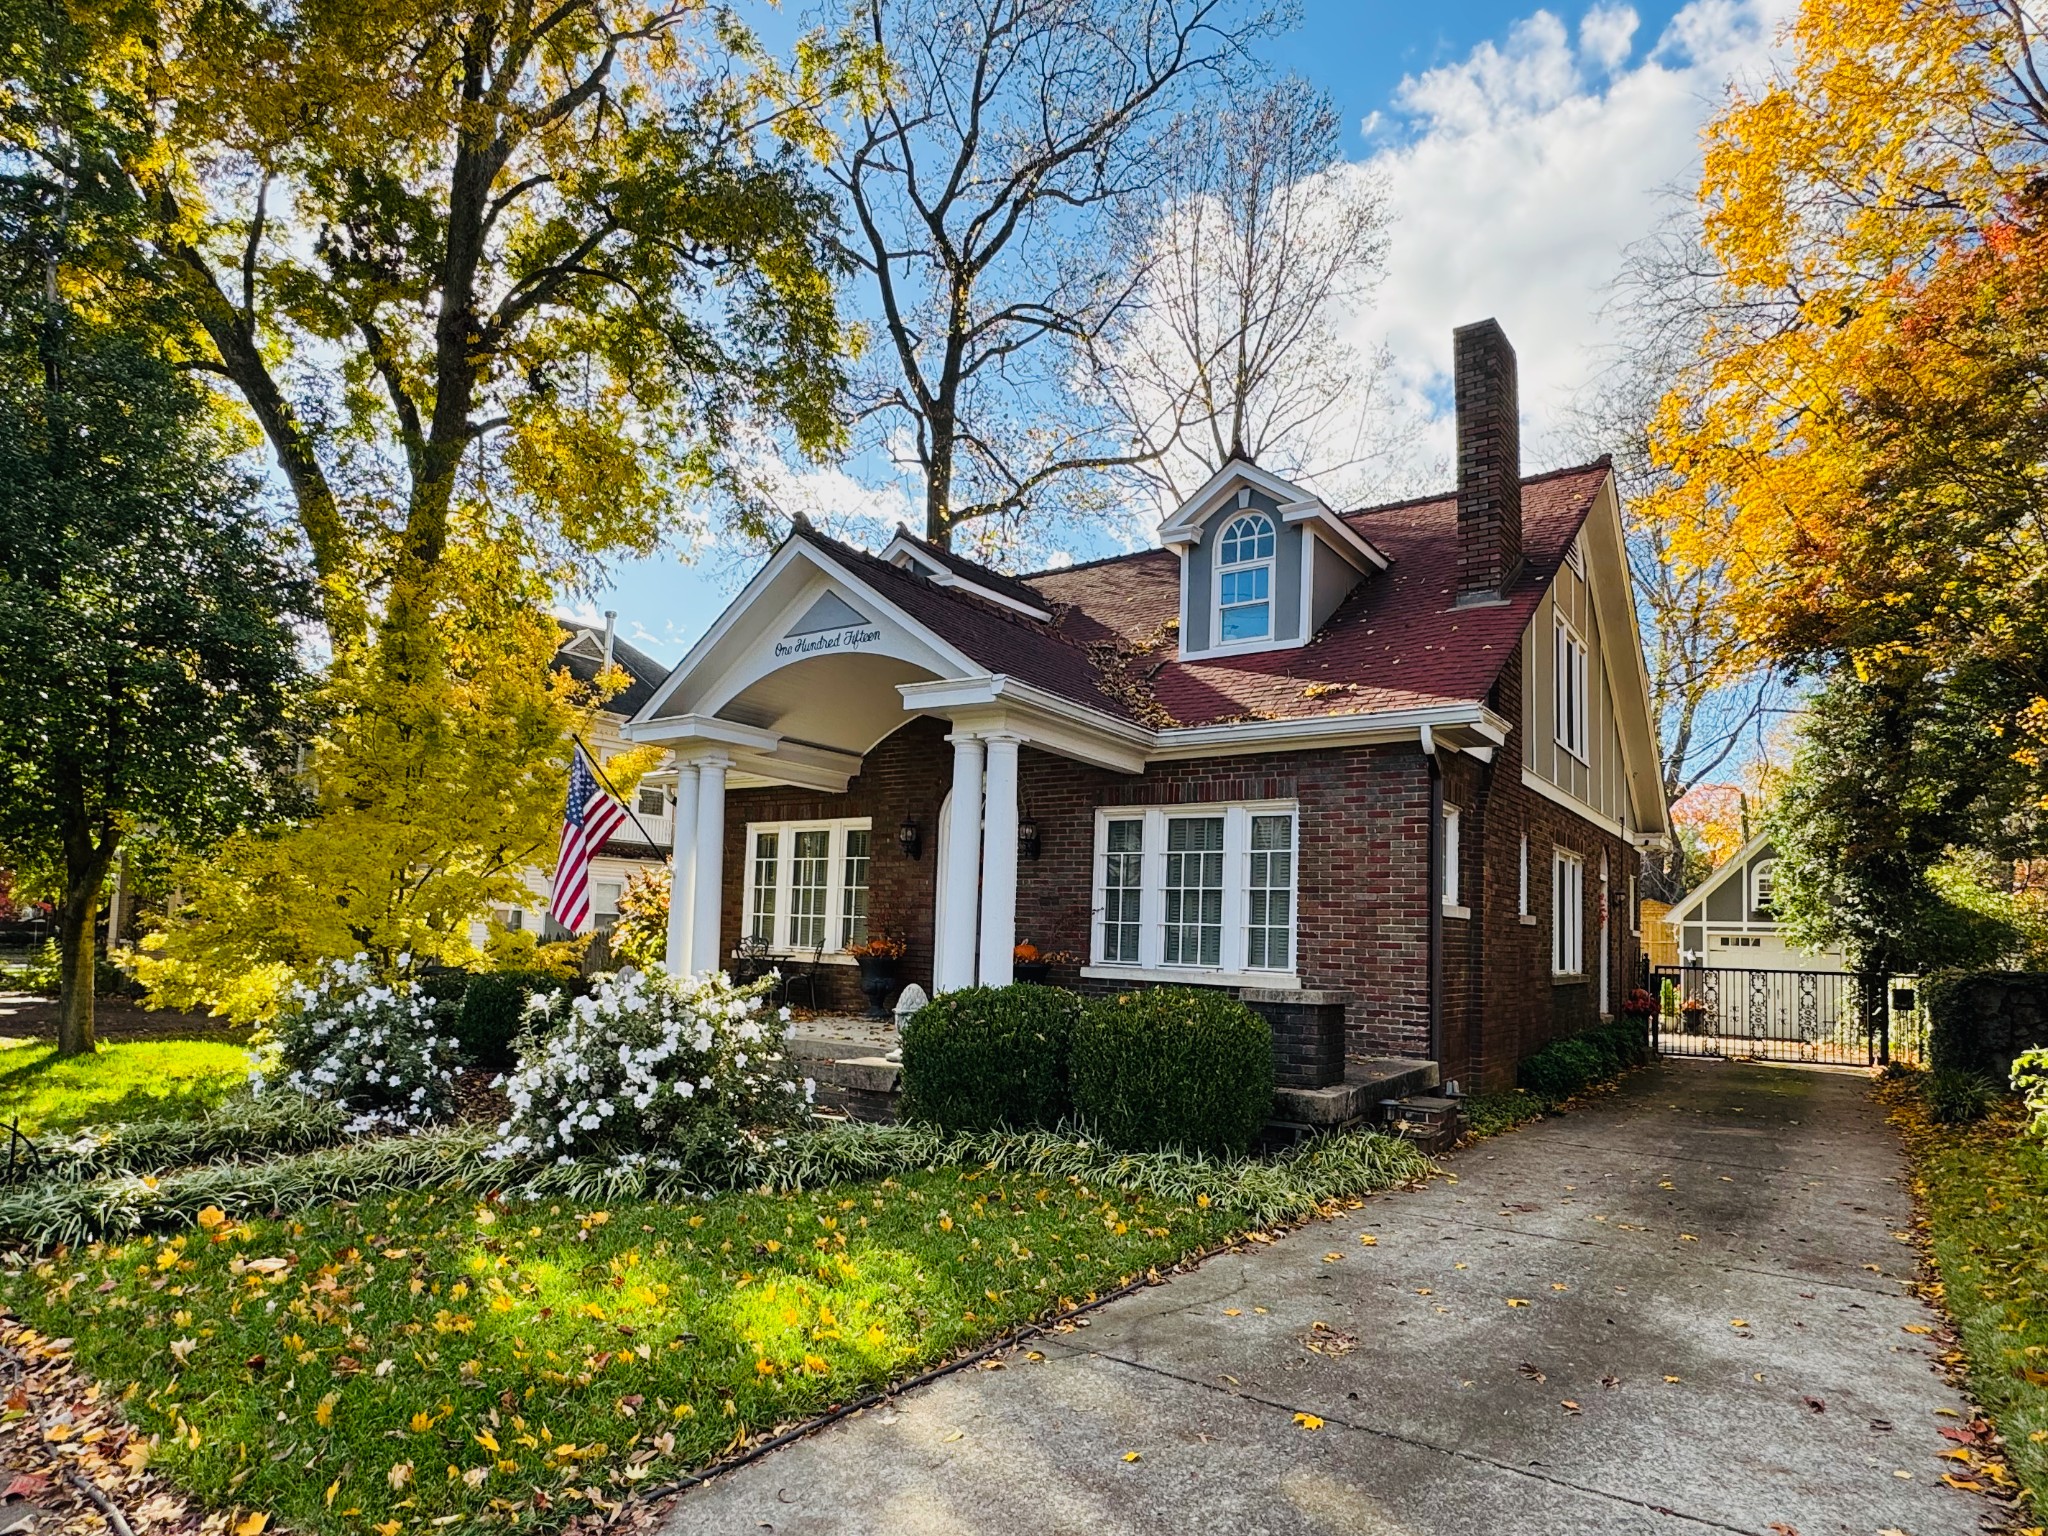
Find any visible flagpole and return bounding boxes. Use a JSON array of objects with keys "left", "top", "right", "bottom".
[{"left": 571, "top": 734, "right": 672, "bottom": 852}]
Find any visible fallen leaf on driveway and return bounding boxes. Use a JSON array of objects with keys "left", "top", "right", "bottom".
[
  {"left": 1122, "top": 1451, "right": 1140, "bottom": 1462},
  {"left": 1768, "top": 1524, "right": 1798, "bottom": 1535},
  {"left": 1729, "top": 1319, "right": 1750, "bottom": 1329},
  {"left": 1222, "top": 1309, "right": 1241, "bottom": 1317},
  {"left": 1293, "top": 1413, "right": 1324, "bottom": 1431},
  {"left": 941, "top": 1430, "right": 964, "bottom": 1443},
  {"left": 1664, "top": 1375, "right": 1682, "bottom": 1384},
  {"left": 1516, "top": 1363, "right": 1546, "bottom": 1383},
  {"left": 1322, "top": 1252, "right": 1343, "bottom": 1263},
  {"left": 1902, "top": 1324, "right": 1933, "bottom": 1335},
  {"left": 1505, "top": 1298, "right": 1531, "bottom": 1308},
  {"left": 1560, "top": 1400, "right": 1581, "bottom": 1414},
  {"left": 1358, "top": 1234, "right": 1377, "bottom": 1246}
]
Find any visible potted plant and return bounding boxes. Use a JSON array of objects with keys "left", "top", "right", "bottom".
[
  {"left": 1680, "top": 996, "right": 1709, "bottom": 1035},
  {"left": 1013, "top": 942, "right": 1051, "bottom": 984},
  {"left": 1620, "top": 987, "right": 1656, "bottom": 1019},
  {"left": 846, "top": 934, "right": 908, "bottom": 1019}
]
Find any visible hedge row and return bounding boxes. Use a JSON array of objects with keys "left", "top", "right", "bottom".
[
  {"left": 1516, "top": 1015, "right": 1651, "bottom": 1105},
  {"left": 900, "top": 984, "right": 1274, "bottom": 1157}
]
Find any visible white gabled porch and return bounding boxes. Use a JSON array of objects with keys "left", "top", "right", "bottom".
[{"left": 624, "top": 536, "right": 1145, "bottom": 992}]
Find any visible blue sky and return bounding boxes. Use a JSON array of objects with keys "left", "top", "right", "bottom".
[{"left": 572, "top": 0, "right": 1778, "bottom": 663}]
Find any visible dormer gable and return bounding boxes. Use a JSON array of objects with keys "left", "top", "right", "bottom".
[
  {"left": 877, "top": 526, "right": 1052, "bottom": 620},
  {"left": 1156, "top": 460, "right": 1386, "bottom": 660}
]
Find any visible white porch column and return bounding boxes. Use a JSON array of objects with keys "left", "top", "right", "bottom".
[
  {"left": 978, "top": 733, "right": 1022, "bottom": 987},
  {"left": 665, "top": 761, "right": 701, "bottom": 977},
  {"left": 937, "top": 732, "right": 984, "bottom": 991},
  {"left": 691, "top": 754, "right": 731, "bottom": 977}
]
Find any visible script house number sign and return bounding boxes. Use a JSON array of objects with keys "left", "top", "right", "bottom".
[{"left": 773, "top": 623, "right": 883, "bottom": 660}]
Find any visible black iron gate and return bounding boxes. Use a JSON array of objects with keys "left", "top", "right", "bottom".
[{"left": 1648, "top": 965, "right": 1927, "bottom": 1066}]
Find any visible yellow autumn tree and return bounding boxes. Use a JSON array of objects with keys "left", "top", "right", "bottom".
[
  {"left": 1647, "top": 0, "right": 2044, "bottom": 656},
  {"left": 134, "top": 525, "right": 660, "bottom": 1021}
]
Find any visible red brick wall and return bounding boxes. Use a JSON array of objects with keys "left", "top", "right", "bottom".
[
  {"left": 1437, "top": 644, "right": 1639, "bottom": 1091},
  {"left": 712, "top": 685, "right": 1638, "bottom": 1091},
  {"left": 1011, "top": 745, "right": 1436, "bottom": 1061}
]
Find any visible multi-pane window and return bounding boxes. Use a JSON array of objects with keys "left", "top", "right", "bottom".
[
  {"left": 1092, "top": 803, "right": 1297, "bottom": 976},
  {"left": 1101, "top": 819, "right": 1145, "bottom": 963},
  {"left": 748, "top": 831, "right": 780, "bottom": 942},
  {"left": 1164, "top": 817, "right": 1226, "bottom": 966},
  {"left": 1553, "top": 848, "right": 1585, "bottom": 975},
  {"left": 1246, "top": 814, "right": 1293, "bottom": 969},
  {"left": 740, "top": 819, "right": 871, "bottom": 954},
  {"left": 1217, "top": 513, "right": 1276, "bottom": 643},
  {"left": 1555, "top": 615, "right": 1589, "bottom": 759},
  {"left": 788, "top": 829, "right": 832, "bottom": 950},
  {"left": 841, "top": 829, "right": 871, "bottom": 946},
  {"left": 593, "top": 881, "right": 623, "bottom": 933},
  {"left": 1442, "top": 803, "right": 1462, "bottom": 908}
]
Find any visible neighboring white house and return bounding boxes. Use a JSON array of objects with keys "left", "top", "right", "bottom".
[{"left": 1661, "top": 834, "right": 1847, "bottom": 973}]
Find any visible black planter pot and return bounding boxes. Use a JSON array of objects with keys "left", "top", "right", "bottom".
[
  {"left": 856, "top": 955, "right": 901, "bottom": 1019},
  {"left": 1013, "top": 961, "right": 1052, "bottom": 984}
]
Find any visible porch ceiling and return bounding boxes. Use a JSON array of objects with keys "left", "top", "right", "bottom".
[{"left": 713, "top": 652, "right": 939, "bottom": 760}]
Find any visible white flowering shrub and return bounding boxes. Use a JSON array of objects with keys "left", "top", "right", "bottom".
[
  {"left": 489, "top": 968, "right": 813, "bottom": 1166},
  {"left": 250, "top": 955, "right": 462, "bottom": 1135}
]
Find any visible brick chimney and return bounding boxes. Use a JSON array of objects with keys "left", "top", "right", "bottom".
[{"left": 1454, "top": 319, "right": 1523, "bottom": 603}]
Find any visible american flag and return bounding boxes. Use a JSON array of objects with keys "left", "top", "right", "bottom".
[{"left": 548, "top": 744, "right": 628, "bottom": 934}]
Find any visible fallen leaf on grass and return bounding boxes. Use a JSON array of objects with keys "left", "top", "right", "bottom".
[{"left": 234, "top": 1514, "right": 269, "bottom": 1536}]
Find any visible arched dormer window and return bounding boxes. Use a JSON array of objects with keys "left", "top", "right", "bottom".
[{"left": 1216, "top": 512, "right": 1276, "bottom": 644}]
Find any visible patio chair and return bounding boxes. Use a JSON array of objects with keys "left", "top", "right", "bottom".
[
  {"left": 780, "top": 941, "right": 827, "bottom": 1011},
  {"left": 731, "top": 933, "right": 774, "bottom": 989}
]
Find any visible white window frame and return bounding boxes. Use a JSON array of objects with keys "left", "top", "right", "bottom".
[
  {"left": 1517, "top": 832, "right": 1531, "bottom": 920},
  {"left": 1750, "top": 857, "right": 1778, "bottom": 913},
  {"left": 739, "top": 817, "right": 873, "bottom": 959},
  {"left": 1552, "top": 848, "right": 1585, "bottom": 976},
  {"left": 1442, "top": 803, "right": 1467, "bottom": 917},
  {"left": 1554, "top": 614, "right": 1589, "bottom": 762},
  {"left": 1213, "top": 512, "right": 1277, "bottom": 648},
  {"left": 1084, "top": 800, "right": 1299, "bottom": 985}
]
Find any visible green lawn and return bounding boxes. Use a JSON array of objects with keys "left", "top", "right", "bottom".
[
  {"left": 9, "top": 1167, "right": 1236, "bottom": 1533},
  {"left": 0, "top": 1037, "right": 250, "bottom": 1135},
  {"left": 1888, "top": 1082, "right": 2047, "bottom": 1506}
]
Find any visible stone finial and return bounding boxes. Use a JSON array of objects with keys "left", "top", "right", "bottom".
[{"left": 892, "top": 983, "right": 929, "bottom": 1032}]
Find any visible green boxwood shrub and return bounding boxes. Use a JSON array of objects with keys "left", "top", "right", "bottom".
[
  {"left": 1071, "top": 987, "right": 1273, "bottom": 1156},
  {"left": 1516, "top": 1017, "right": 1646, "bottom": 1106},
  {"left": 899, "top": 984, "right": 1081, "bottom": 1133},
  {"left": 454, "top": 970, "right": 573, "bottom": 1073}
]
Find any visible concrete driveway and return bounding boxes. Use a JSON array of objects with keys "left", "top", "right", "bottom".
[{"left": 663, "top": 1060, "right": 1985, "bottom": 1536}]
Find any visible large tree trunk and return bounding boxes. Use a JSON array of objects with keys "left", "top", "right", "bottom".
[{"left": 55, "top": 882, "right": 98, "bottom": 1058}]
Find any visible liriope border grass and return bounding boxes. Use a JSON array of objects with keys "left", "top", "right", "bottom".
[{"left": 0, "top": 1117, "right": 1432, "bottom": 1250}]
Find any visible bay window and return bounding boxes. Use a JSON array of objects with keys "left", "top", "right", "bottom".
[
  {"left": 1089, "top": 802, "right": 1298, "bottom": 979},
  {"left": 740, "top": 818, "right": 872, "bottom": 955}
]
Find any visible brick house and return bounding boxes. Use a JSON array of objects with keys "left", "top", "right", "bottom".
[{"left": 627, "top": 321, "right": 1669, "bottom": 1091}]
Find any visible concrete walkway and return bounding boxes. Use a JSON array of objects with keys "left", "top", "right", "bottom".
[{"left": 663, "top": 1061, "right": 1984, "bottom": 1536}]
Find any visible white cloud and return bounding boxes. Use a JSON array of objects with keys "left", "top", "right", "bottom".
[{"left": 1347, "top": 0, "right": 1794, "bottom": 479}]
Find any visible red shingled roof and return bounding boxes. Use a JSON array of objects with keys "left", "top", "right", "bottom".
[{"left": 799, "top": 462, "right": 1611, "bottom": 730}]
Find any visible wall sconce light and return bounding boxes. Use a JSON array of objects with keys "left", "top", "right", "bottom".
[
  {"left": 1017, "top": 814, "right": 1041, "bottom": 862},
  {"left": 896, "top": 817, "right": 922, "bottom": 859}
]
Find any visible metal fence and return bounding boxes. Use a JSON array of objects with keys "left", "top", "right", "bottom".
[{"left": 1649, "top": 965, "right": 1926, "bottom": 1067}]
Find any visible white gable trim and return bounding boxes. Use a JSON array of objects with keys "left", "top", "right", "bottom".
[
  {"left": 1279, "top": 500, "right": 1388, "bottom": 572},
  {"left": 628, "top": 537, "right": 989, "bottom": 728},
  {"left": 1576, "top": 473, "right": 1670, "bottom": 840},
  {"left": 1157, "top": 458, "right": 1313, "bottom": 544},
  {"left": 1663, "top": 831, "right": 1772, "bottom": 925}
]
